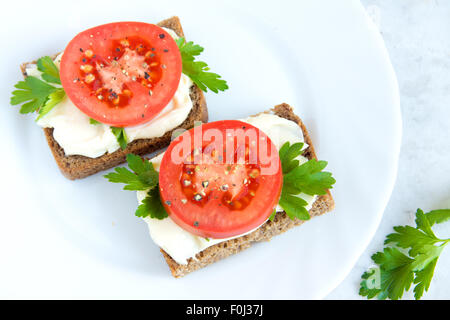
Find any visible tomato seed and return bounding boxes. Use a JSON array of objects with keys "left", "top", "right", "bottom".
[
  {"left": 84, "top": 49, "right": 93, "bottom": 58},
  {"left": 80, "top": 64, "right": 93, "bottom": 73},
  {"left": 84, "top": 74, "right": 95, "bottom": 83}
]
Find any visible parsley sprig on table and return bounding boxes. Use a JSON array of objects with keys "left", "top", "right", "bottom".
[
  {"left": 10, "top": 56, "right": 65, "bottom": 120},
  {"left": 176, "top": 37, "right": 228, "bottom": 93},
  {"left": 104, "top": 154, "right": 167, "bottom": 219},
  {"left": 277, "top": 142, "right": 335, "bottom": 220},
  {"left": 360, "top": 208, "right": 450, "bottom": 300}
]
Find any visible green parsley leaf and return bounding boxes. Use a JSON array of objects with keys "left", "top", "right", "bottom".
[
  {"left": 279, "top": 142, "right": 304, "bottom": 174},
  {"left": 284, "top": 159, "right": 335, "bottom": 196},
  {"left": 135, "top": 186, "right": 168, "bottom": 219},
  {"left": 176, "top": 37, "right": 228, "bottom": 93},
  {"left": 111, "top": 127, "right": 128, "bottom": 150},
  {"left": 36, "top": 88, "right": 65, "bottom": 121},
  {"left": 37, "top": 56, "right": 61, "bottom": 84},
  {"left": 104, "top": 154, "right": 158, "bottom": 191},
  {"left": 278, "top": 189, "right": 310, "bottom": 220},
  {"left": 89, "top": 118, "right": 101, "bottom": 125},
  {"left": 11, "top": 56, "right": 65, "bottom": 119},
  {"left": 371, "top": 247, "right": 415, "bottom": 300},
  {"left": 385, "top": 225, "right": 440, "bottom": 257},
  {"left": 105, "top": 154, "right": 167, "bottom": 220},
  {"left": 176, "top": 38, "right": 203, "bottom": 57},
  {"left": 415, "top": 208, "right": 436, "bottom": 238},
  {"left": 277, "top": 142, "right": 335, "bottom": 221},
  {"left": 360, "top": 208, "right": 450, "bottom": 300},
  {"left": 11, "top": 76, "right": 59, "bottom": 114},
  {"left": 413, "top": 257, "right": 438, "bottom": 300},
  {"left": 425, "top": 209, "right": 450, "bottom": 226}
]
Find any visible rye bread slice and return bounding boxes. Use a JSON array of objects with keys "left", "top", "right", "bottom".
[
  {"left": 161, "top": 103, "right": 335, "bottom": 278},
  {"left": 20, "top": 16, "right": 208, "bottom": 180}
]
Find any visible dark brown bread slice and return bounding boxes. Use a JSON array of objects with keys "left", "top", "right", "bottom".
[
  {"left": 161, "top": 103, "right": 335, "bottom": 278},
  {"left": 20, "top": 16, "right": 208, "bottom": 180}
]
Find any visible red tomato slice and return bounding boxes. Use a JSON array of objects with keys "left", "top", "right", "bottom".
[
  {"left": 60, "top": 22, "right": 182, "bottom": 127},
  {"left": 159, "top": 120, "right": 283, "bottom": 239}
]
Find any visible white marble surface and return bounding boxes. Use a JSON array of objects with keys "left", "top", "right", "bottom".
[{"left": 327, "top": 0, "right": 450, "bottom": 300}]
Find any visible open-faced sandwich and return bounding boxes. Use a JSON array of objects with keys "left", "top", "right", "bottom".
[
  {"left": 106, "top": 103, "right": 335, "bottom": 277},
  {"left": 10, "top": 17, "right": 227, "bottom": 179}
]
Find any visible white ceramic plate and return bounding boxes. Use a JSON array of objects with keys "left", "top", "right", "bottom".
[{"left": 0, "top": 0, "right": 400, "bottom": 299}]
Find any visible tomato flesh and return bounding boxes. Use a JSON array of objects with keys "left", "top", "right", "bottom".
[
  {"left": 60, "top": 22, "right": 182, "bottom": 127},
  {"left": 159, "top": 120, "right": 283, "bottom": 239}
]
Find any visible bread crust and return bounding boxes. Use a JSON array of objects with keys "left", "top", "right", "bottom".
[
  {"left": 20, "top": 16, "right": 208, "bottom": 179},
  {"left": 161, "top": 103, "right": 335, "bottom": 277}
]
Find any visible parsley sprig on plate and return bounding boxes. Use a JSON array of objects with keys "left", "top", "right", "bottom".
[
  {"left": 276, "top": 142, "right": 335, "bottom": 221},
  {"left": 360, "top": 208, "right": 450, "bottom": 300},
  {"left": 104, "top": 154, "right": 167, "bottom": 219},
  {"left": 176, "top": 37, "right": 228, "bottom": 93},
  {"left": 10, "top": 56, "right": 65, "bottom": 120}
]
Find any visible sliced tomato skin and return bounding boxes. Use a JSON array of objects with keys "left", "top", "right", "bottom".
[
  {"left": 159, "top": 120, "right": 283, "bottom": 239},
  {"left": 60, "top": 22, "right": 182, "bottom": 127}
]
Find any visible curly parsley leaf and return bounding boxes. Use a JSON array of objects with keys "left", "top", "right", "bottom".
[
  {"left": 277, "top": 142, "right": 335, "bottom": 221},
  {"left": 135, "top": 186, "right": 168, "bottom": 219},
  {"left": 104, "top": 154, "right": 158, "bottom": 191},
  {"left": 37, "top": 56, "right": 61, "bottom": 84},
  {"left": 360, "top": 208, "right": 450, "bottom": 300},
  {"left": 11, "top": 76, "right": 59, "bottom": 114},
  {"left": 111, "top": 127, "right": 128, "bottom": 150},
  {"left": 176, "top": 37, "right": 228, "bottom": 93}
]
